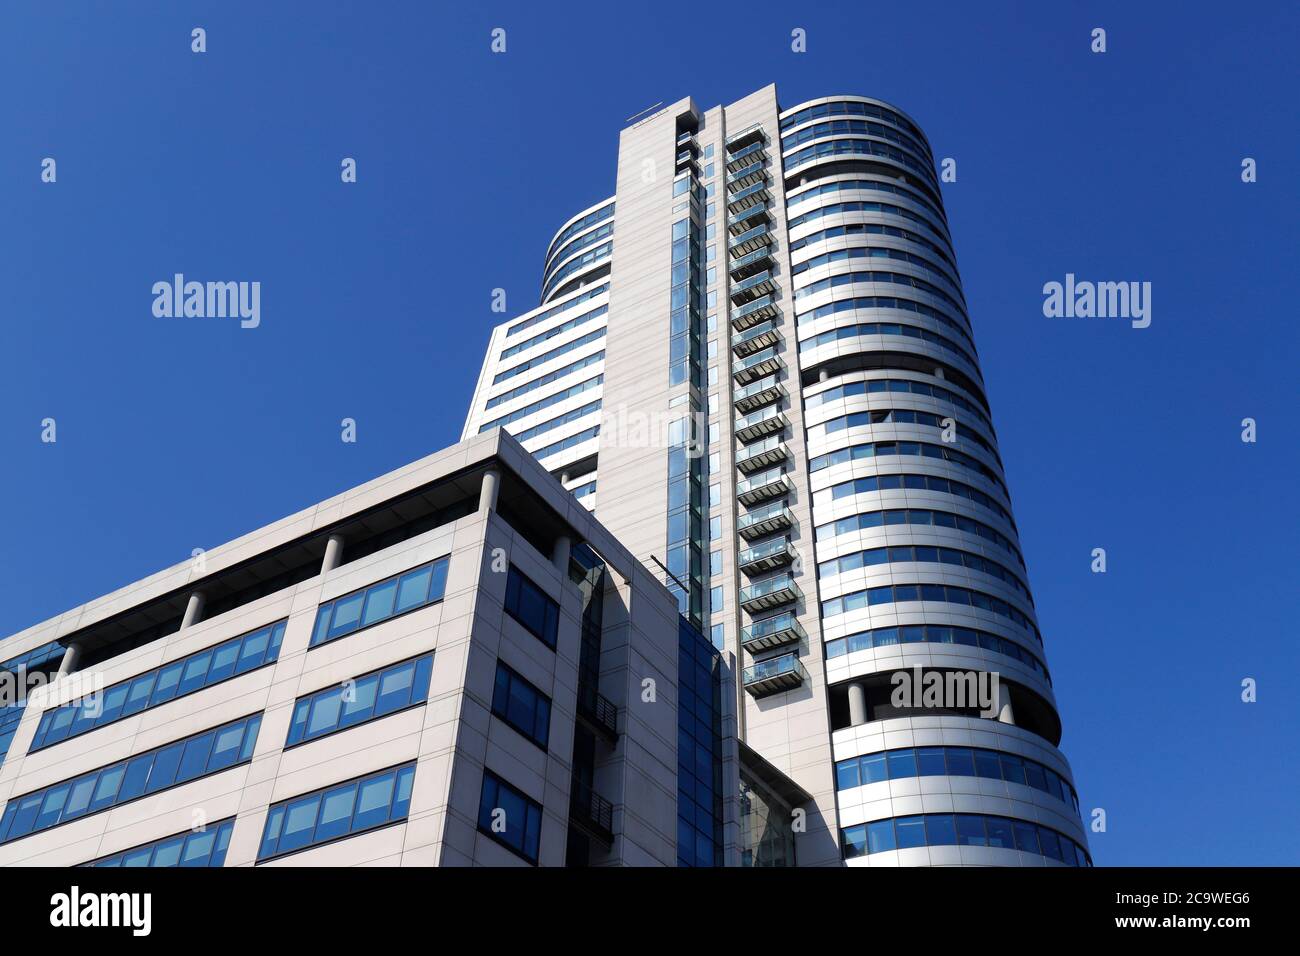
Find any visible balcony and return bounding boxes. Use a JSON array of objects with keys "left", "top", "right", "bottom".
[
  {"left": 737, "top": 538, "right": 796, "bottom": 576},
  {"left": 726, "top": 141, "right": 767, "bottom": 174},
  {"left": 735, "top": 435, "right": 789, "bottom": 474},
  {"left": 726, "top": 123, "right": 766, "bottom": 153},
  {"left": 675, "top": 150, "right": 699, "bottom": 172},
  {"left": 737, "top": 501, "right": 793, "bottom": 540},
  {"left": 569, "top": 776, "right": 614, "bottom": 845},
  {"left": 576, "top": 682, "right": 618, "bottom": 742},
  {"left": 733, "top": 346, "right": 782, "bottom": 384},
  {"left": 728, "top": 224, "right": 772, "bottom": 258},
  {"left": 734, "top": 405, "right": 787, "bottom": 445},
  {"left": 726, "top": 161, "right": 768, "bottom": 191},
  {"left": 743, "top": 652, "right": 808, "bottom": 698},
  {"left": 740, "top": 612, "right": 806, "bottom": 653},
  {"left": 676, "top": 131, "right": 696, "bottom": 148},
  {"left": 739, "top": 573, "right": 801, "bottom": 614},
  {"left": 732, "top": 320, "right": 779, "bottom": 357},
  {"left": 727, "top": 180, "right": 770, "bottom": 215},
  {"left": 736, "top": 467, "right": 790, "bottom": 506},
  {"left": 728, "top": 203, "right": 770, "bottom": 236},
  {"left": 728, "top": 247, "right": 774, "bottom": 283},
  {"left": 731, "top": 294, "right": 779, "bottom": 331},
  {"left": 730, "top": 269, "right": 775, "bottom": 304},
  {"left": 733, "top": 374, "right": 785, "bottom": 414}
]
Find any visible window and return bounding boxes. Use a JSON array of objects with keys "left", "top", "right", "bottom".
[
  {"left": 504, "top": 566, "right": 559, "bottom": 649},
  {"left": 491, "top": 662, "right": 551, "bottom": 749},
  {"left": 84, "top": 818, "right": 235, "bottom": 867},
  {"left": 311, "top": 559, "right": 449, "bottom": 649},
  {"left": 286, "top": 655, "right": 433, "bottom": 747},
  {"left": 1, "top": 715, "right": 261, "bottom": 844},
  {"left": 839, "top": 813, "right": 1090, "bottom": 865},
  {"left": 833, "top": 745, "right": 1078, "bottom": 812},
  {"left": 477, "top": 769, "right": 543, "bottom": 864},
  {"left": 258, "top": 763, "right": 415, "bottom": 861},
  {"left": 30, "top": 621, "right": 284, "bottom": 753}
]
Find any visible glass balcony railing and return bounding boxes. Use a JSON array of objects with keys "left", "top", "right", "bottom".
[
  {"left": 743, "top": 652, "right": 808, "bottom": 697},
  {"left": 726, "top": 123, "right": 766, "bottom": 152},
  {"left": 728, "top": 224, "right": 771, "bottom": 256},
  {"left": 736, "top": 501, "right": 793, "bottom": 539},
  {"left": 740, "top": 612, "right": 806, "bottom": 652},
  {"left": 737, "top": 538, "right": 795, "bottom": 572},
  {"left": 726, "top": 181, "right": 770, "bottom": 214},
  {"left": 733, "top": 384, "right": 785, "bottom": 421},
  {"left": 738, "top": 573, "right": 801, "bottom": 612},
  {"left": 726, "top": 161, "right": 767, "bottom": 189},
  {"left": 726, "top": 141, "right": 767, "bottom": 172},
  {"left": 736, "top": 468, "right": 790, "bottom": 505},
  {"left": 732, "top": 319, "right": 779, "bottom": 355},
  {"left": 734, "top": 406, "right": 786, "bottom": 444},
  {"left": 728, "top": 247, "right": 773, "bottom": 282},
  {"left": 735, "top": 435, "right": 788, "bottom": 473},
  {"left": 733, "top": 346, "right": 781, "bottom": 383},
  {"left": 727, "top": 203, "right": 769, "bottom": 235},
  {"left": 731, "top": 269, "right": 773, "bottom": 297}
]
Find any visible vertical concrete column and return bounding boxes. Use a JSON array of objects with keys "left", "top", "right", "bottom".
[
  {"left": 180, "top": 591, "right": 206, "bottom": 630},
  {"left": 996, "top": 681, "right": 1016, "bottom": 725},
  {"left": 933, "top": 366, "right": 945, "bottom": 380},
  {"left": 479, "top": 468, "right": 500, "bottom": 513},
  {"left": 56, "top": 641, "right": 82, "bottom": 677},
  {"left": 552, "top": 534, "right": 571, "bottom": 575},
  {"left": 321, "top": 533, "right": 346, "bottom": 574},
  {"left": 819, "top": 368, "right": 830, "bottom": 382},
  {"left": 847, "top": 681, "right": 867, "bottom": 727}
]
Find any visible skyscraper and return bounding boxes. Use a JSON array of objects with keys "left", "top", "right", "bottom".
[{"left": 465, "top": 84, "right": 1090, "bottom": 866}]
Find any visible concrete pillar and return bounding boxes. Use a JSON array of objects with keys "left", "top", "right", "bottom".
[
  {"left": 818, "top": 368, "right": 829, "bottom": 382},
  {"left": 321, "top": 533, "right": 346, "bottom": 574},
  {"left": 479, "top": 468, "right": 500, "bottom": 513},
  {"left": 180, "top": 591, "right": 206, "bottom": 630},
  {"left": 552, "top": 535, "right": 572, "bottom": 575},
  {"left": 57, "top": 641, "right": 82, "bottom": 678},
  {"left": 847, "top": 681, "right": 867, "bottom": 727},
  {"left": 933, "top": 366, "right": 945, "bottom": 380},
  {"left": 996, "top": 681, "right": 1016, "bottom": 725}
]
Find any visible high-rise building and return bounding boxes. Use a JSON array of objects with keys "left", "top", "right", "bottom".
[
  {"left": 464, "top": 84, "right": 1090, "bottom": 867},
  {"left": 0, "top": 430, "right": 744, "bottom": 867}
]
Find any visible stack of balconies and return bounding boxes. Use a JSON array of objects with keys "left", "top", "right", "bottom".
[{"left": 726, "top": 122, "right": 804, "bottom": 699}]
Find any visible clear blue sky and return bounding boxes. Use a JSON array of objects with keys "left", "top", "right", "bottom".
[{"left": 2, "top": 1, "right": 1296, "bottom": 865}]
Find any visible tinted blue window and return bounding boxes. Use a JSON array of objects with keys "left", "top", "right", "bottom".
[
  {"left": 30, "top": 622, "right": 284, "bottom": 754},
  {"left": 477, "top": 769, "right": 543, "bottom": 864},
  {"left": 311, "top": 560, "right": 449, "bottom": 649},
  {"left": 1, "top": 715, "right": 261, "bottom": 844},
  {"left": 86, "top": 819, "right": 235, "bottom": 868},
  {"left": 504, "top": 567, "right": 560, "bottom": 649},
  {"left": 894, "top": 816, "right": 926, "bottom": 849},
  {"left": 925, "top": 814, "right": 957, "bottom": 846},
  {"left": 256, "top": 764, "right": 415, "bottom": 861},
  {"left": 956, "top": 814, "right": 987, "bottom": 846},
  {"left": 867, "top": 819, "right": 896, "bottom": 853},
  {"left": 491, "top": 662, "right": 551, "bottom": 749},
  {"left": 886, "top": 749, "right": 917, "bottom": 778},
  {"left": 284, "top": 655, "right": 433, "bottom": 747}
]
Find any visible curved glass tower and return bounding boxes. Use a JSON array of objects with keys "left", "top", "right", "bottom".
[{"left": 465, "top": 85, "right": 1088, "bottom": 867}]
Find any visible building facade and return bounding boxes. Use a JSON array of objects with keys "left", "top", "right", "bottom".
[
  {"left": 0, "top": 431, "right": 742, "bottom": 866},
  {"left": 464, "top": 85, "right": 1090, "bottom": 867}
]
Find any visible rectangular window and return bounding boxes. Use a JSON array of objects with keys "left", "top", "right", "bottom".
[
  {"left": 257, "top": 763, "right": 415, "bottom": 862},
  {"left": 1, "top": 715, "right": 262, "bottom": 844},
  {"left": 30, "top": 621, "right": 284, "bottom": 753},
  {"left": 491, "top": 662, "right": 551, "bottom": 749},
  {"left": 84, "top": 818, "right": 235, "bottom": 867},
  {"left": 311, "top": 558, "right": 449, "bottom": 649},
  {"left": 504, "top": 566, "right": 560, "bottom": 650},
  {"left": 286, "top": 655, "right": 433, "bottom": 747},
  {"left": 477, "top": 770, "right": 543, "bottom": 864}
]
